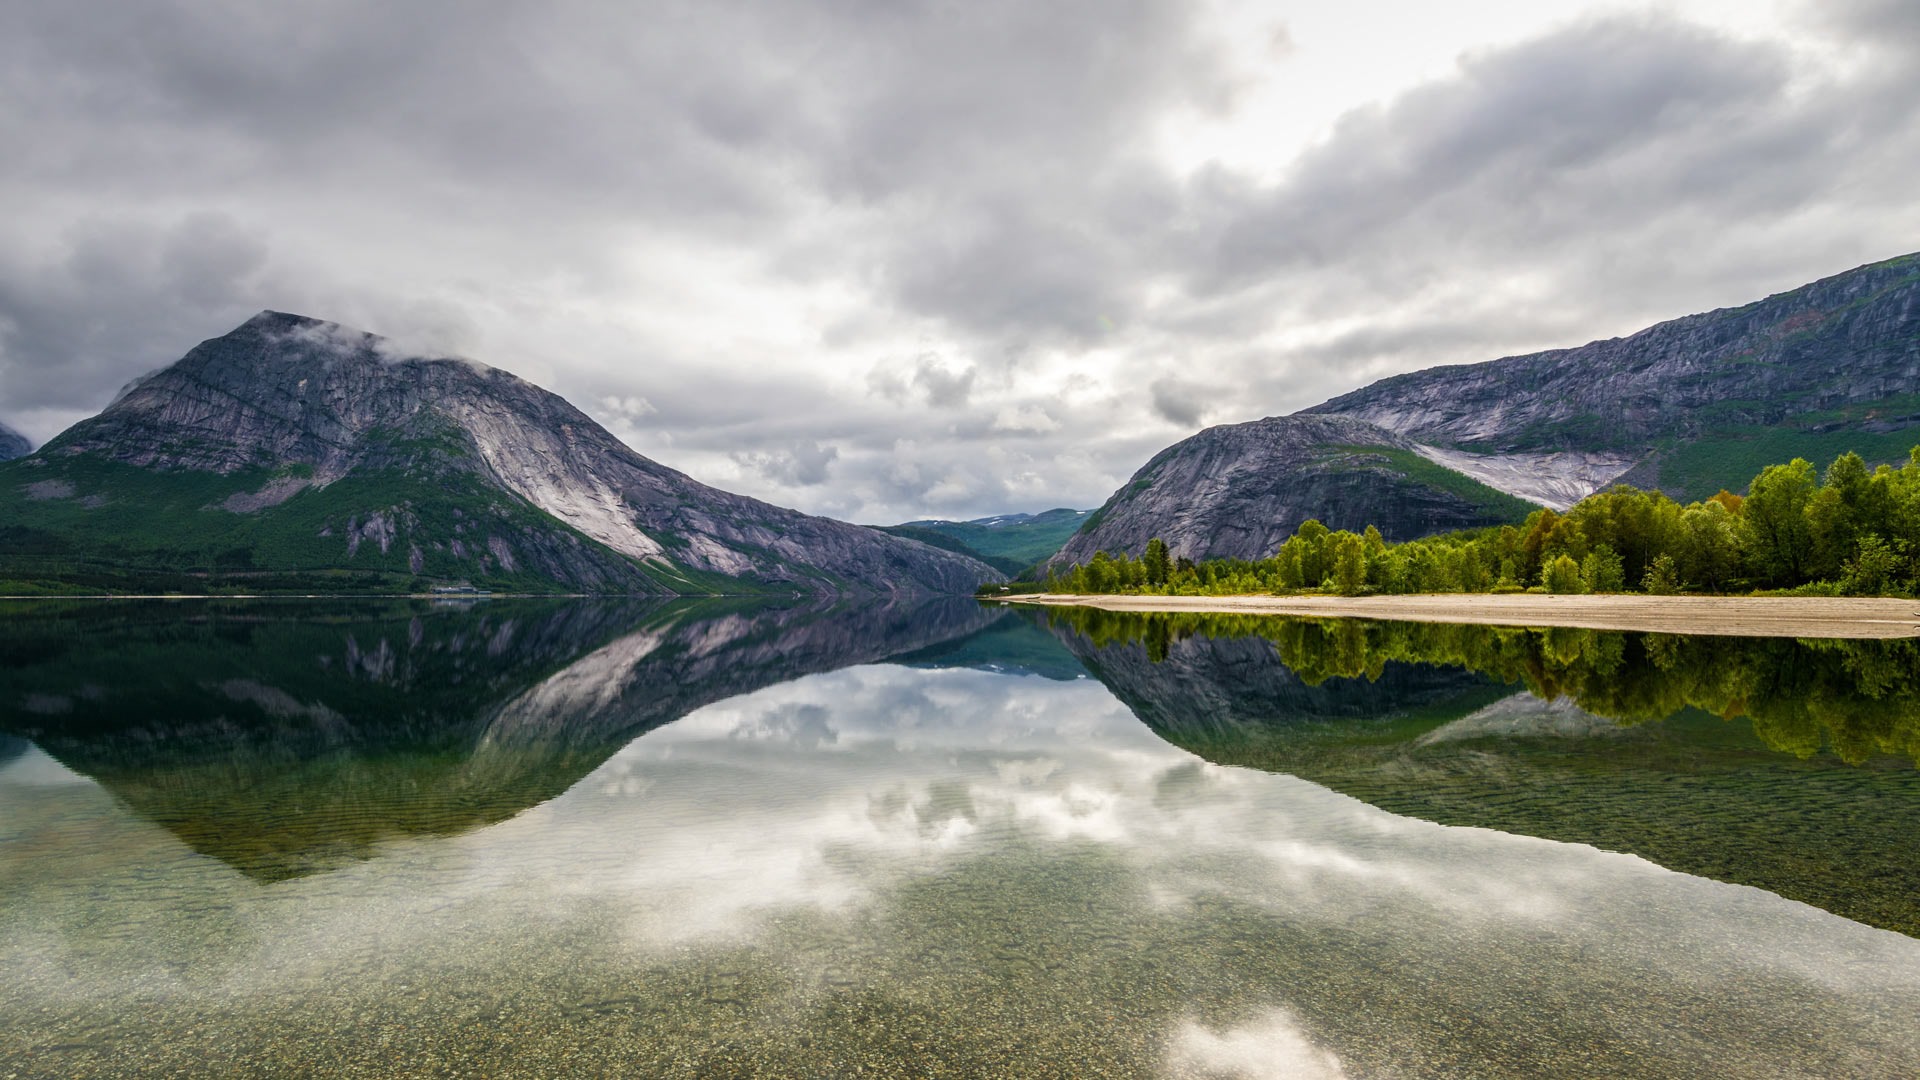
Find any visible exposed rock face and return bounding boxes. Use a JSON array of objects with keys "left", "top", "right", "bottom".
[
  {"left": 1307, "top": 253, "right": 1920, "bottom": 452},
  {"left": 0, "top": 420, "right": 29, "bottom": 462},
  {"left": 39, "top": 312, "right": 995, "bottom": 594},
  {"left": 1406, "top": 445, "right": 1638, "bottom": 512},
  {"left": 1048, "top": 414, "right": 1522, "bottom": 569}
]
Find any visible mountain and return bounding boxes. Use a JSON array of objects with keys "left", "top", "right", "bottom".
[
  {"left": 0, "top": 420, "right": 28, "bottom": 461},
  {"left": 881, "top": 507, "right": 1091, "bottom": 574},
  {"left": 0, "top": 312, "right": 996, "bottom": 595},
  {"left": 1307, "top": 252, "right": 1920, "bottom": 500},
  {"left": 1050, "top": 414, "right": 1535, "bottom": 568},
  {"left": 1051, "top": 253, "right": 1920, "bottom": 571}
]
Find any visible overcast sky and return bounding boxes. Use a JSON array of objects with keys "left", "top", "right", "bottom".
[{"left": 2, "top": 0, "right": 1916, "bottom": 523}]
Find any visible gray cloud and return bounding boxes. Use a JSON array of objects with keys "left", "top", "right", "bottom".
[
  {"left": 865, "top": 354, "right": 978, "bottom": 410},
  {"left": 732, "top": 439, "right": 839, "bottom": 487},
  {"left": 0, "top": 2, "right": 1916, "bottom": 522},
  {"left": 0, "top": 213, "right": 274, "bottom": 429},
  {"left": 1149, "top": 378, "right": 1211, "bottom": 427},
  {"left": 1200, "top": 18, "right": 1805, "bottom": 289},
  {"left": 1819, "top": 0, "right": 1920, "bottom": 46}
]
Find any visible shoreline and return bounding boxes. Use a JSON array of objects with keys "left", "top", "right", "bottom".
[{"left": 1000, "top": 592, "right": 1920, "bottom": 639}]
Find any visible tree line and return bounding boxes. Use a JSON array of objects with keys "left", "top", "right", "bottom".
[{"left": 1039, "top": 447, "right": 1920, "bottom": 598}]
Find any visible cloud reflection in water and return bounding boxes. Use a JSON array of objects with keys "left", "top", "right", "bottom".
[{"left": 4, "top": 661, "right": 1919, "bottom": 1077}]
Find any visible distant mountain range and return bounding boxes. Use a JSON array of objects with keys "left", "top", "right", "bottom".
[
  {"left": 0, "top": 312, "right": 997, "bottom": 595},
  {"left": 1053, "top": 252, "right": 1920, "bottom": 570},
  {"left": 879, "top": 507, "right": 1091, "bottom": 576}
]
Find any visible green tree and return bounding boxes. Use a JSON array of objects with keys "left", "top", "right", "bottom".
[
  {"left": 1543, "top": 515, "right": 1590, "bottom": 562},
  {"left": 1679, "top": 501, "right": 1739, "bottom": 592},
  {"left": 1742, "top": 459, "right": 1817, "bottom": 586},
  {"left": 1543, "top": 554, "right": 1586, "bottom": 594},
  {"left": 1327, "top": 531, "right": 1367, "bottom": 595},
  {"left": 1581, "top": 544, "right": 1625, "bottom": 592},
  {"left": 1294, "top": 519, "right": 1330, "bottom": 586},
  {"left": 1808, "top": 452, "right": 1873, "bottom": 581},
  {"left": 1518, "top": 508, "right": 1559, "bottom": 583},
  {"left": 1143, "top": 537, "right": 1172, "bottom": 587},
  {"left": 1085, "top": 551, "right": 1117, "bottom": 593},
  {"left": 1841, "top": 534, "right": 1901, "bottom": 596},
  {"left": 1642, "top": 553, "right": 1682, "bottom": 594},
  {"left": 1273, "top": 536, "right": 1308, "bottom": 590}
]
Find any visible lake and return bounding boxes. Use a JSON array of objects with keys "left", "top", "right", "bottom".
[{"left": 3, "top": 598, "right": 1918, "bottom": 1078}]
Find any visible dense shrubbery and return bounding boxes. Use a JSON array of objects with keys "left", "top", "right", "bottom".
[{"left": 1044, "top": 448, "right": 1920, "bottom": 598}]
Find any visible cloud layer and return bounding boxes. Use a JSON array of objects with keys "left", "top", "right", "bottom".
[{"left": 1, "top": 1, "right": 1915, "bottom": 522}]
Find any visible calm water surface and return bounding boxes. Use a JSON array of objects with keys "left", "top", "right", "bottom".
[{"left": 2, "top": 599, "right": 1918, "bottom": 1078}]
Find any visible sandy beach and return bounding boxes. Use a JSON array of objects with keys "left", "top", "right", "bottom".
[{"left": 1001, "top": 592, "right": 1920, "bottom": 639}]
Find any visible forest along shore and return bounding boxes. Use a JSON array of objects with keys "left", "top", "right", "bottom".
[{"left": 1001, "top": 593, "right": 1920, "bottom": 640}]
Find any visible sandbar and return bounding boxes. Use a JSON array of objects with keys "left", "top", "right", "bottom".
[{"left": 999, "top": 592, "right": 1920, "bottom": 639}]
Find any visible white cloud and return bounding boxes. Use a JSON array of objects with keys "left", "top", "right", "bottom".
[{"left": 989, "top": 404, "right": 1059, "bottom": 434}]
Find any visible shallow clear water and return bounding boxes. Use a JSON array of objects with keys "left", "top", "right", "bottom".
[{"left": 3, "top": 600, "right": 1918, "bottom": 1077}]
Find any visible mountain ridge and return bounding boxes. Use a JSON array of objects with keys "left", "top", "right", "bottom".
[
  {"left": 1306, "top": 252, "right": 1920, "bottom": 497},
  {"left": 1309, "top": 253, "right": 1920, "bottom": 450}
]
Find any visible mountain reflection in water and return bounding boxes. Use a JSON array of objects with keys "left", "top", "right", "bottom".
[
  {"left": 1037, "top": 605, "right": 1920, "bottom": 938},
  {"left": 2, "top": 600, "right": 1918, "bottom": 1077},
  {"left": 0, "top": 597, "right": 997, "bottom": 881}
]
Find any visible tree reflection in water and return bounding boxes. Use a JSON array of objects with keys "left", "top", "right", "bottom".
[{"left": 1040, "top": 605, "right": 1920, "bottom": 937}]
